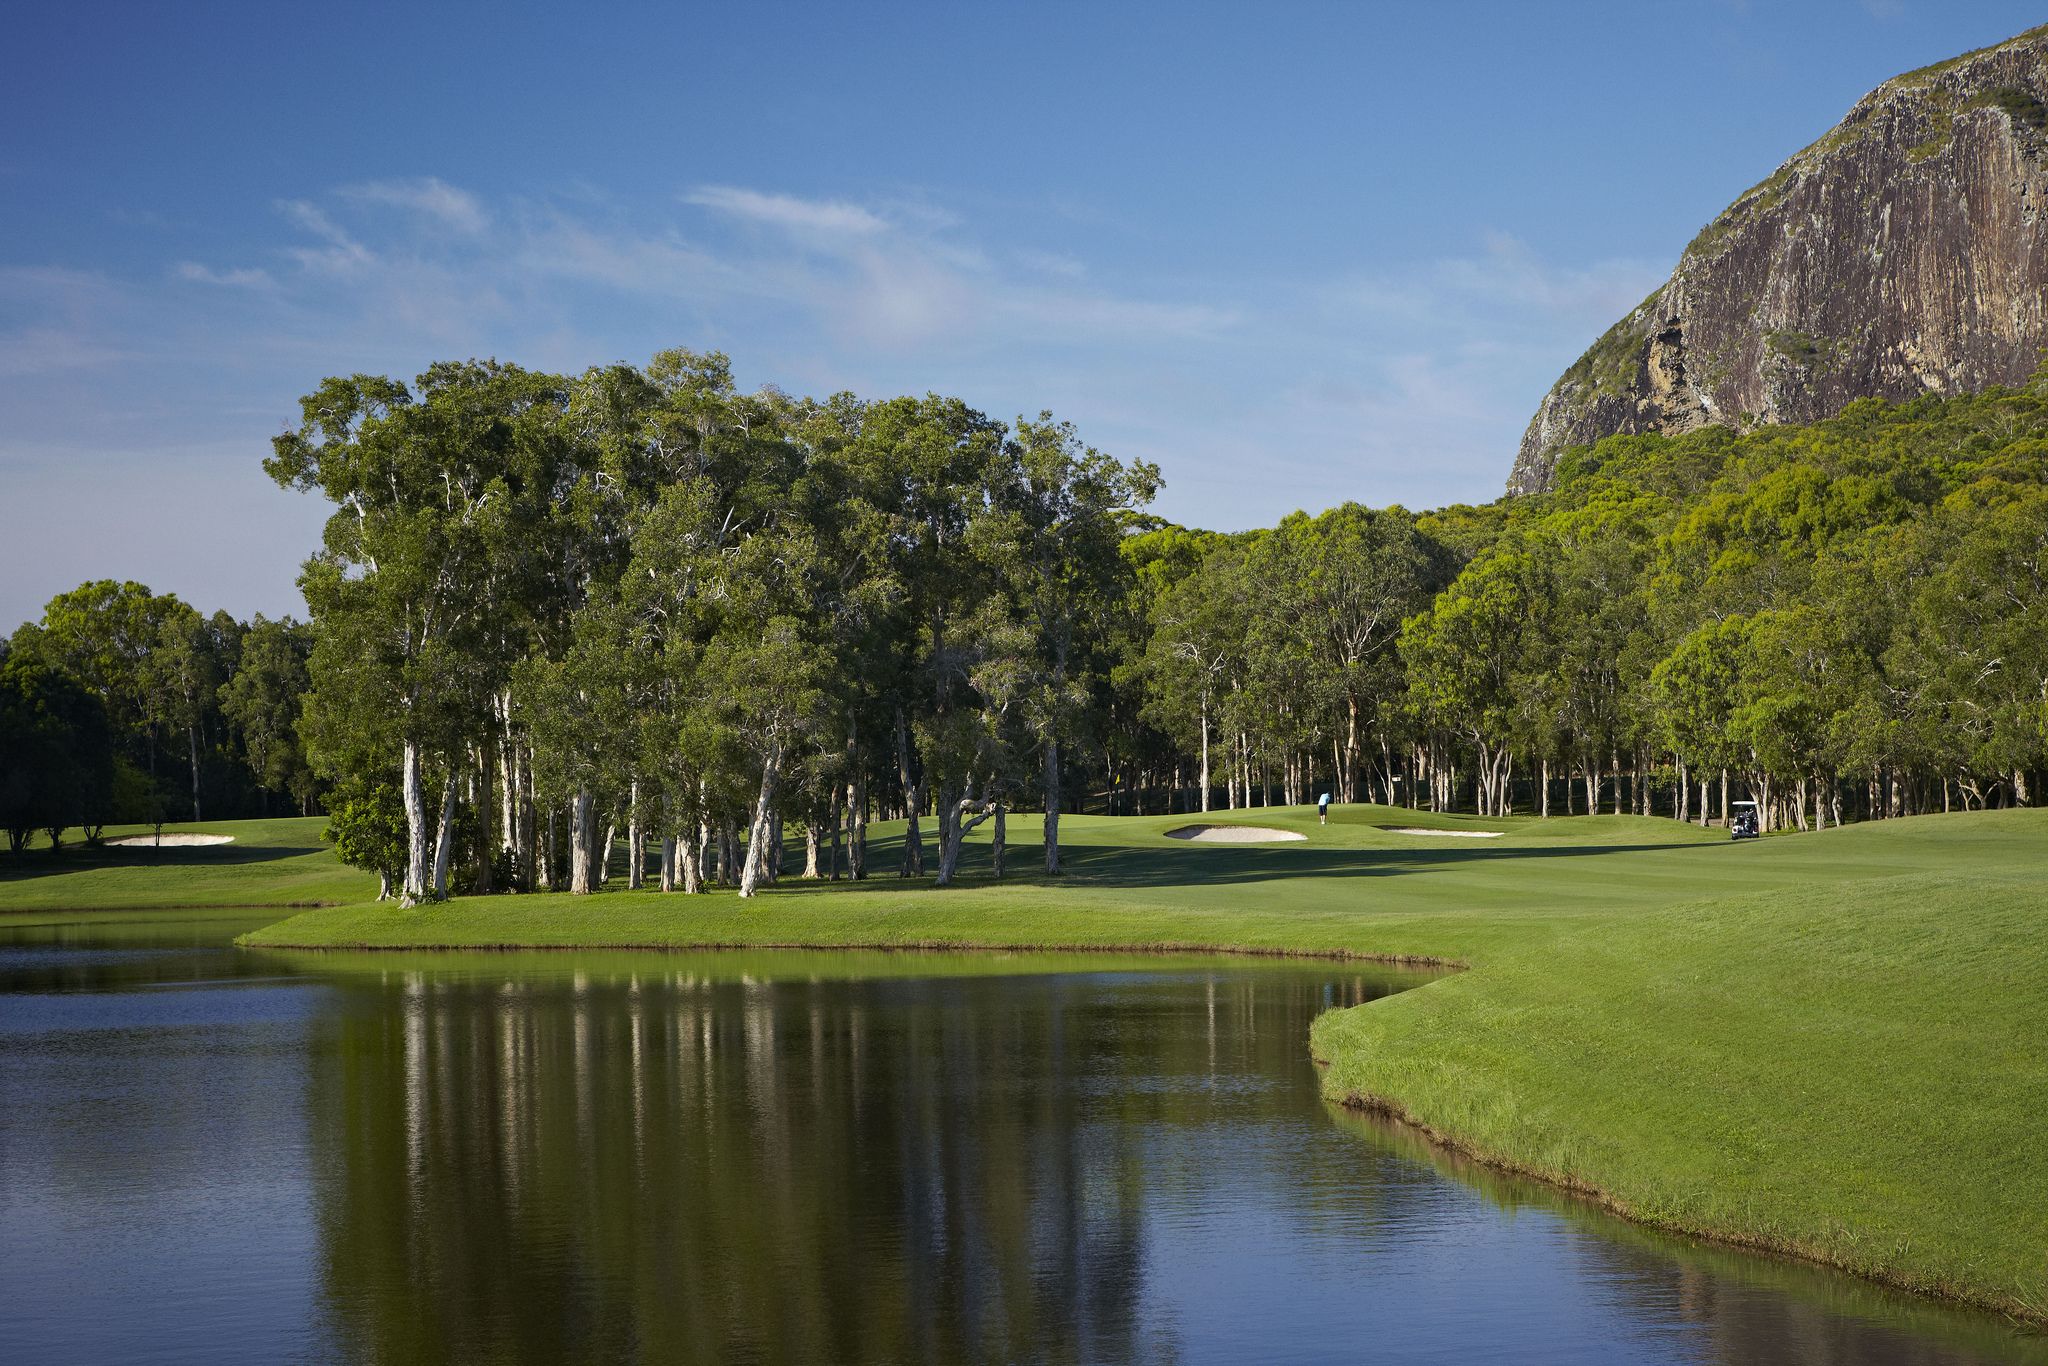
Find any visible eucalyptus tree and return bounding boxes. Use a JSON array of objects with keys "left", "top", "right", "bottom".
[
  {"left": 1898, "top": 486, "right": 2048, "bottom": 804},
  {"left": 1400, "top": 547, "right": 1532, "bottom": 816},
  {"left": 268, "top": 361, "right": 575, "bottom": 904},
  {"left": 1141, "top": 545, "right": 1246, "bottom": 811},
  {"left": 1110, "top": 525, "right": 1221, "bottom": 811},
  {"left": 994, "top": 414, "right": 1158, "bottom": 872},
  {"left": 838, "top": 395, "right": 1011, "bottom": 875},
  {"left": 1536, "top": 498, "right": 1660, "bottom": 814},
  {"left": 1243, "top": 505, "right": 1449, "bottom": 803},
  {"left": 1649, "top": 618, "right": 1746, "bottom": 824},
  {"left": 711, "top": 531, "right": 830, "bottom": 898},
  {"left": 777, "top": 391, "right": 903, "bottom": 878},
  {"left": 218, "top": 615, "right": 315, "bottom": 813},
  {"left": 18, "top": 580, "right": 188, "bottom": 790},
  {"left": 520, "top": 613, "right": 629, "bottom": 894},
  {"left": 147, "top": 602, "right": 229, "bottom": 822},
  {"left": 1736, "top": 604, "right": 1865, "bottom": 829},
  {"left": 610, "top": 478, "right": 721, "bottom": 890}
]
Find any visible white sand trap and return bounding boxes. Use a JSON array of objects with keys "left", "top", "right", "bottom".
[
  {"left": 110, "top": 833, "right": 236, "bottom": 847},
  {"left": 1165, "top": 824, "right": 1307, "bottom": 843},
  {"left": 1381, "top": 827, "right": 1502, "bottom": 839}
]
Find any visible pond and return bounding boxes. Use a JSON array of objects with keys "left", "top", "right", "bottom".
[{"left": 0, "top": 911, "right": 2040, "bottom": 1365}]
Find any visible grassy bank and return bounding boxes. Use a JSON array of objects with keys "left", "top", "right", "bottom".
[{"left": 16, "top": 804, "right": 2047, "bottom": 1324}]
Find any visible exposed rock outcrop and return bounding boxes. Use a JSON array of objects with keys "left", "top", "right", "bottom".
[{"left": 1510, "top": 25, "right": 2048, "bottom": 494}]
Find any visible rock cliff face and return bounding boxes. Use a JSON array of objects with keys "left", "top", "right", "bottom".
[{"left": 1509, "top": 25, "right": 2048, "bottom": 494}]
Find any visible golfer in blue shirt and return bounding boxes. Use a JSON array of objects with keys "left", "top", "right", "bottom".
[{"left": 1318, "top": 792, "right": 1331, "bottom": 825}]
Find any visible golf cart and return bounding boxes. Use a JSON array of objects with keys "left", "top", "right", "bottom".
[{"left": 1729, "top": 800, "right": 1761, "bottom": 840}]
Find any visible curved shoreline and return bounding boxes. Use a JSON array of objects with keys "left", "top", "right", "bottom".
[
  {"left": 240, "top": 913, "right": 2046, "bottom": 1333},
  {"left": 244, "top": 907, "right": 2048, "bottom": 1335},
  {"left": 242, "top": 931, "right": 1463, "bottom": 969},
  {"left": 241, "top": 908, "right": 2048, "bottom": 1335},
  {"left": 1314, "top": 1079, "right": 2045, "bottom": 1330},
  {"left": 34, "top": 808, "right": 2048, "bottom": 1338}
]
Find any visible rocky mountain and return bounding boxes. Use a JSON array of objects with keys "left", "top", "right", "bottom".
[{"left": 1510, "top": 25, "right": 2048, "bottom": 494}]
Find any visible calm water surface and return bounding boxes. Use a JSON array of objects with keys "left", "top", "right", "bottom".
[{"left": 1, "top": 911, "right": 2041, "bottom": 1365}]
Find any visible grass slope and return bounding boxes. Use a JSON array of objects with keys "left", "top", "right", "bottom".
[{"left": 20, "top": 804, "right": 2048, "bottom": 1323}]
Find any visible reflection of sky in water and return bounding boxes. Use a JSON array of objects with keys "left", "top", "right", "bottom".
[{"left": 0, "top": 925, "right": 2040, "bottom": 1366}]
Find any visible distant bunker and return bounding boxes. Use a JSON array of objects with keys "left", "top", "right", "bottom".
[
  {"left": 1379, "top": 827, "right": 1504, "bottom": 839},
  {"left": 109, "top": 834, "right": 237, "bottom": 847},
  {"left": 1165, "top": 824, "right": 1307, "bottom": 843}
]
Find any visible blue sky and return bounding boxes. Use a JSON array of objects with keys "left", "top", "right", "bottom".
[{"left": 3, "top": 1, "right": 2042, "bottom": 629}]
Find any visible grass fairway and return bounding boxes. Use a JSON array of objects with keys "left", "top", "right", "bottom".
[
  {"left": 15, "top": 804, "right": 2047, "bottom": 1324},
  {"left": 0, "top": 817, "right": 375, "bottom": 911}
]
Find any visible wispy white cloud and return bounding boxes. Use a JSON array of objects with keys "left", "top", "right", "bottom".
[
  {"left": 0, "top": 180, "right": 1653, "bottom": 611},
  {"left": 521, "top": 217, "right": 739, "bottom": 298},
  {"left": 276, "top": 199, "right": 375, "bottom": 272},
  {"left": 513, "top": 183, "right": 1239, "bottom": 353},
  {"left": 340, "top": 176, "right": 490, "bottom": 235},
  {"left": 684, "top": 185, "right": 887, "bottom": 237},
  {"left": 175, "top": 261, "right": 273, "bottom": 288}
]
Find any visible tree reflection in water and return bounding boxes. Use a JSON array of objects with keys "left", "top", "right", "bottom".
[
  {"left": 295, "top": 954, "right": 2046, "bottom": 1366},
  {"left": 306, "top": 957, "right": 1410, "bottom": 1365}
]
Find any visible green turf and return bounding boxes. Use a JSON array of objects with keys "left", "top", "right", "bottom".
[
  {"left": 0, "top": 817, "right": 375, "bottom": 910},
  {"left": 12, "top": 803, "right": 2047, "bottom": 1323}
]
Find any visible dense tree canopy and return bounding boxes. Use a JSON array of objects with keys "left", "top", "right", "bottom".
[
  {"left": 12, "top": 354, "right": 2046, "bottom": 889},
  {"left": 5, "top": 583, "right": 316, "bottom": 838}
]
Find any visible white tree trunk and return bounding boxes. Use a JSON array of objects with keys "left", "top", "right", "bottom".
[
  {"left": 401, "top": 738, "right": 431, "bottom": 906},
  {"left": 738, "top": 747, "right": 782, "bottom": 898},
  {"left": 679, "top": 831, "right": 702, "bottom": 893},
  {"left": 1199, "top": 705, "right": 1211, "bottom": 813},
  {"left": 627, "top": 781, "right": 644, "bottom": 890},
  {"left": 431, "top": 774, "right": 457, "bottom": 898},
  {"left": 498, "top": 709, "right": 517, "bottom": 862},
  {"left": 569, "top": 791, "right": 595, "bottom": 895}
]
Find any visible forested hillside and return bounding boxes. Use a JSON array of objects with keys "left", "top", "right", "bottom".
[{"left": 7, "top": 356, "right": 2044, "bottom": 900}]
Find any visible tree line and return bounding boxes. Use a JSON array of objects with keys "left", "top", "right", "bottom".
[
  {"left": 1, "top": 583, "right": 315, "bottom": 850},
  {"left": 6, "top": 353, "right": 2042, "bottom": 883},
  {"left": 1129, "top": 386, "right": 2047, "bottom": 833}
]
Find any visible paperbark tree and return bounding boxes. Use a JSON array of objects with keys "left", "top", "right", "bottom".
[{"left": 268, "top": 362, "right": 575, "bottom": 904}]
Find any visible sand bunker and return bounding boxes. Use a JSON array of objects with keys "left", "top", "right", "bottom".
[
  {"left": 1381, "top": 827, "right": 1502, "bottom": 839},
  {"left": 1165, "top": 824, "right": 1307, "bottom": 843},
  {"left": 110, "top": 833, "right": 236, "bottom": 847}
]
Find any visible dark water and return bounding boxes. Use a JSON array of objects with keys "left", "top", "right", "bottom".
[{"left": 1, "top": 913, "right": 2041, "bottom": 1366}]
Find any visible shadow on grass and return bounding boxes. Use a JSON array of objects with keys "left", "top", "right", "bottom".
[
  {"left": 0, "top": 841, "right": 325, "bottom": 882},
  {"left": 749, "top": 829, "right": 1696, "bottom": 896}
]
